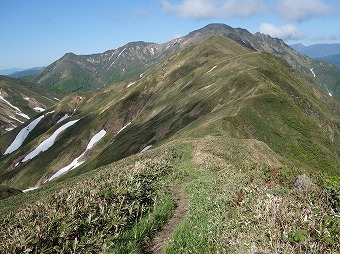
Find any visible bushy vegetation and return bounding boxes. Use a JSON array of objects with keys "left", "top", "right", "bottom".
[{"left": 0, "top": 149, "right": 176, "bottom": 253}]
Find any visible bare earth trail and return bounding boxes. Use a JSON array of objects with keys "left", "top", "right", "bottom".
[{"left": 144, "top": 184, "right": 190, "bottom": 254}]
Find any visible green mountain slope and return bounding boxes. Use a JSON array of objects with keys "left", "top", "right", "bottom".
[
  {"left": 0, "top": 75, "right": 61, "bottom": 135},
  {"left": 1, "top": 35, "right": 339, "bottom": 253},
  {"left": 28, "top": 24, "right": 340, "bottom": 102},
  {"left": 1, "top": 36, "right": 339, "bottom": 189}
]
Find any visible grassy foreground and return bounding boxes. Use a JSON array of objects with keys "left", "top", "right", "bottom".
[{"left": 0, "top": 138, "right": 339, "bottom": 253}]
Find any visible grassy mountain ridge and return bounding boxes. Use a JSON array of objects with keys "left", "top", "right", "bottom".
[
  {"left": 28, "top": 24, "right": 340, "bottom": 102},
  {"left": 0, "top": 35, "right": 339, "bottom": 253},
  {"left": 1, "top": 36, "right": 339, "bottom": 190}
]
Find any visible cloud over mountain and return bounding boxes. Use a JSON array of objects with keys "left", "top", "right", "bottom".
[
  {"left": 276, "top": 0, "right": 335, "bottom": 22},
  {"left": 161, "top": 0, "right": 266, "bottom": 19},
  {"left": 161, "top": 0, "right": 334, "bottom": 22},
  {"left": 258, "top": 23, "right": 305, "bottom": 40}
]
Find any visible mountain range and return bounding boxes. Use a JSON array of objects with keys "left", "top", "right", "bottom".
[
  {"left": 290, "top": 43, "right": 340, "bottom": 58},
  {"left": 291, "top": 43, "right": 340, "bottom": 69},
  {"left": 28, "top": 24, "right": 340, "bottom": 102},
  {"left": 7, "top": 67, "right": 44, "bottom": 78},
  {"left": 1, "top": 34, "right": 339, "bottom": 187},
  {"left": 0, "top": 25, "right": 339, "bottom": 253}
]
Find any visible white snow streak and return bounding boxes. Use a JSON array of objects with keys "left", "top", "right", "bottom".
[
  {"left": 46, "top": 129, "right": 106, "bottom": 181},
  {"left": 34, "top": 107, "right": 45, "bottom": 112},
  {"left": 310, "top": 68, "right": 316, "bottom": 78},
  {"left": 0, "top": 95, "right": 30, "bottom": 119},
  {"left": 5, "top": 127, "right": 14, "bottom": 132},
  {"left": 22, "top": 187, "right": 39, "bottom": 193},
  {"left": 16, "top": 112, "right": 30, "bottom": 119},
  {"left": 141, "top": 145, "right": 152, "bottom": 152},
  {"left": 21, "top": 119, "right": 80, "bottom": 163},
  {"left": 117, "top": 122, "right": 131, "bottom": 135},
  {"left": 127, "top": 82, "right": 135, "bottom": 88},
  {"left": 56, "top": 114, "right": 70, "bottom": 124},
  {"left": 0, "top": 95, "right": 21, "bottom": 112},
  {"left": 109, "top": 48, "right": 126, "bottom": 68},
  {"left": 206, "top": 65, "right": 218, "bottom": 74},
  {"left": 54, "top": 97, "right": 60, "bottom": 101},
  {"left": 86, "top": 129, "right": 106, "bottom": 150},
  {"left": 4, "top": 115, "right": 45, "bottom": 155},
  {"left": 328, "top": 92, "right": 333, "bottom": 97},
  {"left": 9, "top": 115, "right": 24, "bottom": 124}
]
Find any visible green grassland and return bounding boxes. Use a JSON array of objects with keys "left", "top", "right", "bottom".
[{"left": 1, "top": 138, "right": 339, "bottom": 253}]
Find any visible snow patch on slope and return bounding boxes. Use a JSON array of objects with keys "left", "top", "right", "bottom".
[
  {"left": 141, "top": 145, "right": 152, "bottom": 152},
  {"left": 9, "top": 115, "right": 24, "bottom": 124},
  {"left": 21, "top": 119, "right": 80, "bottom": 163},
  {"left": 16, "top": 112, "right": 30, "bottom": 119},
  {"left": 22, "top": 187, "right": 39, "bottom": 193},
  {"left": 206, "top": 65, "right": 218, "bottom": 74},
  {"left": 127, "top": 82, "right": 135, "bottom": 88},
  {"left": 0, "top": 95, "right": 30, "bottom": 119},
  {"left": 310, "top": 68, "right": 316, "bottom": 78},
  {"left": 34, "top": 107, "right": 45, "bottom": 112},
  {"left": 4, "top": 115, "right": 45, "bottom": 155},
  {"left": 56, "top": 114, "right": 70, "bottom": 124},
  {"left": 46, "top": 129, "right": 106, "bottom": 181},
  {"left": 0, "top": 95, "right": 21, "bottom": 112},
  {"left": 109, "top": 47, "right": 126, "bottom": 68},
  {"left": 117, "top": 122, "right": 131, "bottom": 135}
]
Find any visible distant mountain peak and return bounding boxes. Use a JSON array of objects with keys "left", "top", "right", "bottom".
[{"left": 27, "top": 23, "right": 340, "bottom": 101}]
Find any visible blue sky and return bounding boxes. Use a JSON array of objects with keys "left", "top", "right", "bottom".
[{"left": 1, "top": 0, "right": 339, "bottom": 69}]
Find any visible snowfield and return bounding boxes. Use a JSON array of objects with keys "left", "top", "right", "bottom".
[
  {"left": 4, "top": 115, "right": 45, "bottom": 155},
  {"left": 21, "top": 119, "right": 80, "bottom": 163},
  {"left": 46, "top": 129, "right": 106, "bottom": 181}
]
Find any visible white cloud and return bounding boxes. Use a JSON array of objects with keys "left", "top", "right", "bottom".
[
  {"left": 258, "top": 23, "right": 305, "bottom": 40},
  {"left": 161, "top": 0, "right": 266, "bottom": 19},
  {"left": 276, "top": 0, "right": 334, "bottom": 22}
]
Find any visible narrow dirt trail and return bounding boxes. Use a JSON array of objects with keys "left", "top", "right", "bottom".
[{"left": 144, "top": 184, "right": 189, "bottom": 254}]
